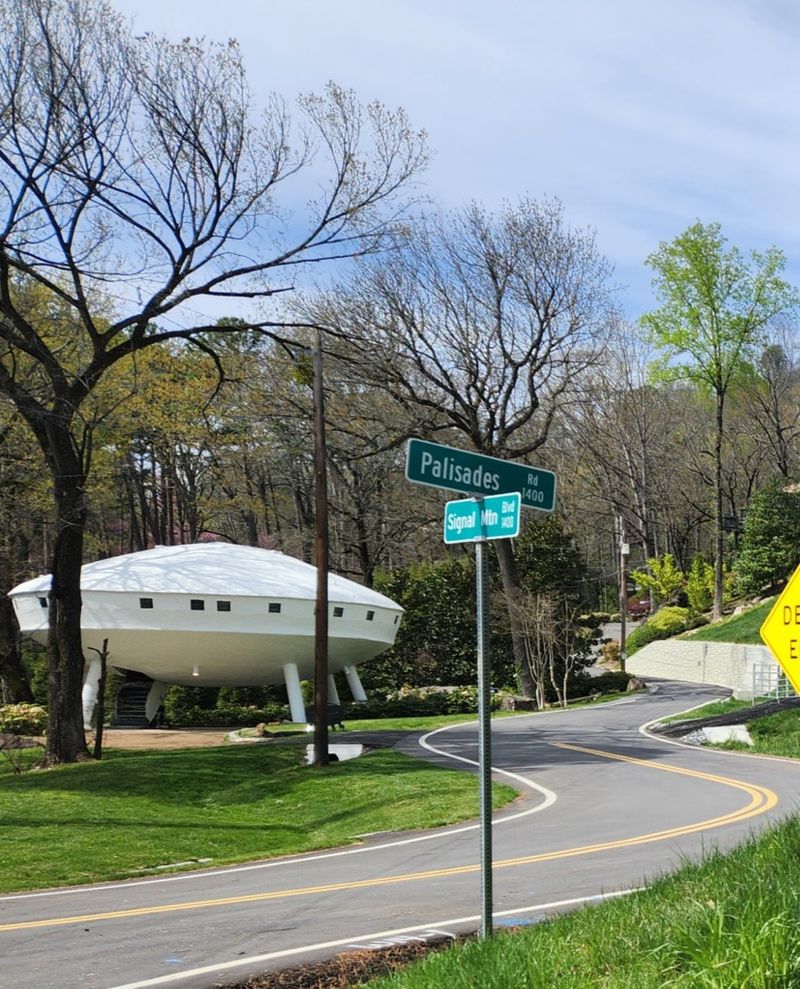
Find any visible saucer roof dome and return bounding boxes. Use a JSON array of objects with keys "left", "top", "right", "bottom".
[{"left": 11, "top": 542, "right": 398, "bottom": 608}]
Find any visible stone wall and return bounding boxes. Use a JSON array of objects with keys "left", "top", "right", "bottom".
[{"left": 627, "top": 639, "right": 780, "bottom": 697}]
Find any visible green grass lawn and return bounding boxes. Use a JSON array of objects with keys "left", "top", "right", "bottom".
[
  {"left": 659, "top": 697, "right": 762, "bottom": 724},
  {"left": 722, "top": 708, "right": 800, "bottom": 759},
  {"left": 0, "top": 745, "right": 517, "bottom": 894},
  {"left": 364, "top": 815, "right": 800, "bottom": 988},
  {"left": 262, "top": 712, "right": 521, "bottom": 735},
  {"left": 683, "top": 598, "right": 775, "bottom": 644}
]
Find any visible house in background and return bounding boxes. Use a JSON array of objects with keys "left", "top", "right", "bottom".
[{"left": 10, "top": 542, "right": 403, "bottom": 727}]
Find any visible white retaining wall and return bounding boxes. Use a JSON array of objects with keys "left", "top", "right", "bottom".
[{"left": 627, "top": 639, "right": 780, "bottom": 697}]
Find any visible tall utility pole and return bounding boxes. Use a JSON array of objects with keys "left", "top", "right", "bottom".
[
  {"left": 313, "top": 329, "right": 329, "bottom": 767},
  {"left": 618, "top": 516, "right": 629, "bottom": 674}
]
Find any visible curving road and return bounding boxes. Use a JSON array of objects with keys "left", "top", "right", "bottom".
[{"left": 2, "top": 681, "right": 800, "bottom": 989}]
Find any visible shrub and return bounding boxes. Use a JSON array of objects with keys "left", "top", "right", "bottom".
[
  {"left": 345, "top": 684, "right": 499, "bottom": 719},
  {"left": 626, "top": 606, "right": 697, "bottom": 655},
  {"left": 0, "top": 703, "right": 47, "bottom": 735},
  {"left": 567, "top": 671, "right": 632, "bottom": 698},
  {"left": 600, "top": 640, "right": 621, "bottom": 668},
  {"left": 166, "top": 703, "right": 289, "bottom": 728},
  {"left": 580, "top": 612, "right": 611, "bottom": 626}
]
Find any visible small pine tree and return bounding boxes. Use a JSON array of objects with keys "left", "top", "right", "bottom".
[{"left": 685, "top": 555, "right": 714, "bottom": 613}]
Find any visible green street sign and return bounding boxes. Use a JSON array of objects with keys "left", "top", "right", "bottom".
[
  {"left": 444, "top": 492, "right": 521, "bottom": 544},
  {"left": 405, "top": 438, "right": 556, "bottom": 511}
]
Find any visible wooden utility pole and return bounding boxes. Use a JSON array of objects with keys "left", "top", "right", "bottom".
[
  {"left": 618, "top": 518, "right": 629, "bottom": 674},
  {"left": 312, "top": 329, "right": 330, "bottom": 767}
]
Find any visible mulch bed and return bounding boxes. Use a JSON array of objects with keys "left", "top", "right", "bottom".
[{"left": 216, "top": 935, "right": 466, "bottom": 989}]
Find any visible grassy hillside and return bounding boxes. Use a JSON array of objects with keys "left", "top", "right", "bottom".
[{"left": 683, "top": 598, "right": 775, "bottom": 644}]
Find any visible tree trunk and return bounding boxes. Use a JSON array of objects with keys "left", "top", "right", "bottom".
[
  {"left": 713, "top": 391, "right": 725, "bottom": 621},
  {"left": 493, "top": 538, "right": 535, "bottom": 697},
  {"left": 44, "top": 434, "right": 90, "bottom": 765},
  {"left": 0, "top": 593, "right": 33, "bottom": 703}
]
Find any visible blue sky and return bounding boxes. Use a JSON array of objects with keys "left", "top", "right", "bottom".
[{"left": 113, "top": 0, "right": 800, "bottom": 320}]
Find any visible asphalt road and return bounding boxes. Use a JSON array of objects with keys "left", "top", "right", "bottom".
[{"left": 3, "top": 680, "right": 800, "bottom": 989}]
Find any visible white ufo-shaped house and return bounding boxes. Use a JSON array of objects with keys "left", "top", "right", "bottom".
[{"left": 10, "top": 543, "right": 403, "bottom": 727}]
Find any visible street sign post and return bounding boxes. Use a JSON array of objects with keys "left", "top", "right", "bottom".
[
  {"left": 760, "top": 564, "right": 800, "bottom": 694},
  {"left": 444, "top": 493, "right": 521, "bottom": 544},
  {"left": 405, "top": 437, "right": 557, "bottom": 940},
  {"left": 406, "top": 438, "right": 556, "bottom": 512}
]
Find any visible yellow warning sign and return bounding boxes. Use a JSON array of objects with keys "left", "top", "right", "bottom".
[{"left": 760, "top": 564, "right": 800, "bottom": 694}]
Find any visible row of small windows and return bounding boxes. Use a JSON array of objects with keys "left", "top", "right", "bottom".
[
  {"left": 135, "top": 598, "right": 390, "bottom": 621},
  {"left": 37, "top": 595, "right": 393, "bottom": 623},
  {"left": 141, "top": 597, "right": 281, "bottom": 613}
]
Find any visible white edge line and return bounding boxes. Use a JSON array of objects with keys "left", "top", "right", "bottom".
[
  {"left": 1, "top": 716, "right": 558, "bottom": 904},
  {"left": 104, "top": 887, "right": 642, "bottom": 989},
  {"left": 418, "top": 719, "right": 558, "bottom": 815}
]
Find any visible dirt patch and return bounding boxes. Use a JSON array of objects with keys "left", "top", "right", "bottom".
[
  {"left": 100, "top": 728, "right": 233, "bottom": 750},
  {"left": 215, "top": 935, "right": 466, "bottom": 989}
]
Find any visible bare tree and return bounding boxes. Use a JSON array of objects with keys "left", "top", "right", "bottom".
[
  {"left": 0, "top": 0, "right": 427, "bottom": 762},
  {"left": 304, "top": 199, "right": 616, "bottom": 694},
  {"left": 737, "top": 323, "right": 800, "bottom": 480}
]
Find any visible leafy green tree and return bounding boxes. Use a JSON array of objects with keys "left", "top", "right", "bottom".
[
  {"left": 736, "top": 483, "right": 800, "bottom": 594},
  {"left": 515, "top": 515, "right": 587, "bottom": 597},
  {"left": 369, "top": 557, "right": 516, "bottom": 692},
  {"left": 631, "top": 553, "right": 685, "bottom": 607},
  {"left": 642, "top": 222, "right": 796, "bottom": 619}
]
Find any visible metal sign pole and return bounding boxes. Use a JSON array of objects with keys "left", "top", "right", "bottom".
[{"left": 475, "top": 538, "right": 493, "bottom": 938}]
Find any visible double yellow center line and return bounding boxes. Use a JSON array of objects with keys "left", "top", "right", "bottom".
[{"left": 0, "top": 743, "right": 777, "bottom": 933}]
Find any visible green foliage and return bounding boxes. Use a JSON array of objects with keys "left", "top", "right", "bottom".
[
  {"left": 748, "top": 709, "right": 800, "bottom": 758},
  {"left": 686, "top": 554, "right": 714, "bottom": 613},
  {"left": 626, "top": 606, "right": 695, "bottom": 655},
  {"left": 167, "top": 704, "right": 289, "bottom": 728},
  {"left": 0, "top": 703, "right": 47, "bottom": 735},
  {"left": 736, "top": 483, "right": 800, "bottom": 594},
  {"left": 163, "top": 685, "right": 222, "bottom": 721},
  {"left": 515, "top": 515, "right": 586, "bottom": 596},
  {"left": 568, "top": 670, "right": 632, "bottom": 697},
  {"left": 512, "top": 516, "right": 594, "bottom": 702},
  {"left": 642, "top": 222, "right": 795, "bottom": 396},
  {"left": 631, "top": 553, "right": 685, "bottom": 606},
  {"left": 23, "top": 649, "right": 48, "bottom": 705},
  {"left": 370, "top": 557, "right": 514, "bottom": 692},
  {"left": 347, "top": 685, "right": 493, "bottom": 719},
  {"left": 597, "top": 583, "right": 618, "bottom": 613}
]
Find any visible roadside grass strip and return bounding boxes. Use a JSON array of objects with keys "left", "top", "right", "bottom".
[
  {"left": 0, "top": 746, "right": 516, "bottom": 894},
  {"left": 363, "top": 815, "right": 800, "bottom": 989}
]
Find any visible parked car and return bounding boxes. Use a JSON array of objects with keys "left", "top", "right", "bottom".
[{"left": 628, "top": 600, "right": 650, "bottom": 620}]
